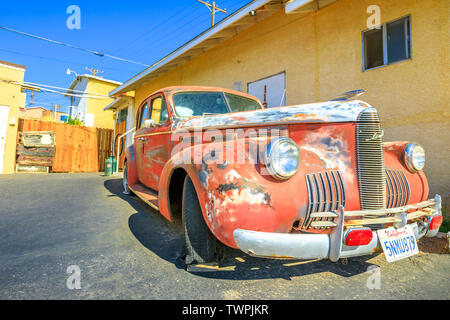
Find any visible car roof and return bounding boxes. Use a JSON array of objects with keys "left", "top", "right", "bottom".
[{"left": 148, "top": 86, "right": 260, "bottom": 102}]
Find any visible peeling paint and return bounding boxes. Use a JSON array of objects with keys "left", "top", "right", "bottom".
[{"left": 176, "top": 100, "right": 370, "bottom": 130}]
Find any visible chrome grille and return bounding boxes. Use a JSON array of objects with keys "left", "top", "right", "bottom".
[
  {"left": 356, "top": 108, "right": 386, "bottom": 210},
  {"left": 304, "top": 171, "right": 346, "bottom": 230},
  {"left": 386, "top": 169, "right": 410, "bottom": 208}
]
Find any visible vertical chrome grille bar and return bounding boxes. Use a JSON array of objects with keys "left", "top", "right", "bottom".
[
  {"left": 304, "top": 175, "right": 314, "bottom": 229},
  {"left": 392, "top": 170, "right": 404, "bottom": 207},
  {"left": 331, "top": 171, "right": 340, "bottom": 211},
  {"left": 312, "top": 174, "right": 321, "bottom": 213},
  {"left": 304, "top": 170, "right": 346, "bottom": 230},
  {"left": 399, "top": 170, "right": 411, "bottom": 205},
  {"left": 356, "top": 108, "right": 386, "bottom": 210},
  {"left": 385, "top": 169, "right": 411, "bottom": 208},
  {"left": 385, "top": 169, "right": 394, "bottom": 208},
  {"left": 388, "top": 170, "right": 399, "bottom": 208},
  {"left": 324, "top": 171, "right": 333, "bottom": 212},
  {"left": 336, "top": 171, "right": 346, "bottom": 208}
]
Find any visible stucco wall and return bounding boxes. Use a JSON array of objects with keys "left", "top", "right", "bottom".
[
  {"left": 0, "top": 63, "right": 26, "bottom": 174},
  {"left": 132, "top": 0, "right": 449, "bottom": 204},
  {"left": 86, "top": 79, "right": 118, "bottom": 130}
]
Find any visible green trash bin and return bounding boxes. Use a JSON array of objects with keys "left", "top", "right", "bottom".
[
  {"left": 105, "top": 157, "right": 113, "bottom": 176},
  {"left": 111, "top": 156, "right": 117, "bottom": 173}
]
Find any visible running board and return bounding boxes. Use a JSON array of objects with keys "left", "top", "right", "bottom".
[{"left": 129, "top": 183, "right": 159, "bottom": 211}]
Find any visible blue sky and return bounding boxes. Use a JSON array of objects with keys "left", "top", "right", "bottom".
[{"left": 0, "top": 0, "right": 251, "bottom": 113}]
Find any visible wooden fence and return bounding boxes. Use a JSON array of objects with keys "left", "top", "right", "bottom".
[{"left": 17, "top": 118, "right": 113, "bottom": 173}]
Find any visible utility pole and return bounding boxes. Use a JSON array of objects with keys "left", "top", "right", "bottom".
[
  {"left": 21, "top": 86, "right": 41, "bottom": 108},
  {"left": 53, "top": 104, "right": 60, "bottom": 122},
  {"left": 85, "top": 67, "right": 104, "bottom": 77},
  {"left": 198, "top": 0, "right": 226, "bottom": 27}
]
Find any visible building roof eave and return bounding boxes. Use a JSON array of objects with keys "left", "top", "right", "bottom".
[{"left": 104, "top": 95, "right": 133, "bottom": 111}]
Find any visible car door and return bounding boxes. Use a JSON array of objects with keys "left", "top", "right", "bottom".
[
  {"left": 134, "top": 100, "right": 150, "bottom": 185},
  {"left": 136, "top": 94, "right": 172, "bottom": 191}
]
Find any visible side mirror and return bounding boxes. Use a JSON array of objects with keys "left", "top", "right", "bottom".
[{"left": 144, "top": 119, "right": 157, "bottom": 128}]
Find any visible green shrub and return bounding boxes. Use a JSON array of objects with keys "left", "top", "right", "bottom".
[{"left": 66, "top": 116, "right": 84, "bottom": 126}]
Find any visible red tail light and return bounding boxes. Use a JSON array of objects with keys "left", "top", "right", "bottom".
[
  {"left": 429, "top": 215, "right": 443, "bottom": 230},
  {"left": 345, "top": 228, "right": 373, "bottom": 246}
]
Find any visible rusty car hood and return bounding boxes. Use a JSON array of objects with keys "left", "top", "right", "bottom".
[{"left": 175, "top": 100, "right": 372, "bottom": 130}]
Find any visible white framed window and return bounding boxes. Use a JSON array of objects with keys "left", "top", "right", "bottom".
[
  {"left": 362, "top": 16, "right": 412, "bottom": 71},
  {"left": 247, "top": 72, "right": 286, "bottom": 108}
]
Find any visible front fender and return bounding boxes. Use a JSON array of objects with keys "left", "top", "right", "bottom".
[
  {"left": 383, "top": 141, "right": 429, "bottom": 203},
  {"left": 158, "top": 136, "right": 340, "bottom": 248}
]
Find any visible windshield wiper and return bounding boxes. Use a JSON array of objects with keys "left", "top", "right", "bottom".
[{"left": 202, "top": 112, "right": 222, "bottom": 116}]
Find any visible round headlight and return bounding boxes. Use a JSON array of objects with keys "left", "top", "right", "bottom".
[
  {"left": 404, "top": 143, "right": 425, "bottom": 172},
  {"left": 265, "top": 137, "right": 301, "bottom": 180}
]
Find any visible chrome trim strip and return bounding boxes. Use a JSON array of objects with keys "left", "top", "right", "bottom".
[{"left": 135, "top": 131, "right": 173, "bottom": 138}]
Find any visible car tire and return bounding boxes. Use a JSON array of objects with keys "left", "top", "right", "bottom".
[{"left": 182, "top": 175, "right": 216, "bottom": 266}]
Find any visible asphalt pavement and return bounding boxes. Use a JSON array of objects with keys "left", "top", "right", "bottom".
[{"left": 0, "top": 173, "right": 448, "bottom": 300}]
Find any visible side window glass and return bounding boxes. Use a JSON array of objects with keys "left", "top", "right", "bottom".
[
  {"left": 150, "top": 96, "right": 169, "bottom": 124},
  {"left": 139, "top": 103, "right": 149, "bottom": 128}
]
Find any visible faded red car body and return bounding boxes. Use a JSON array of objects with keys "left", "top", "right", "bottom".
[{"left": 124, "top": 86, "right": 441, "bottom": 261}]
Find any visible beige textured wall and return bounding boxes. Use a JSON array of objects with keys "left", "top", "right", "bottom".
[
  {"left": 85, "top": 79, "right": 119, "bottom": 130},
  {"left": 0, "top": 64, "right": 26, "bottom": 174},
  {"left": 133, "top": 0, "right": 449, "bottom": 205}
]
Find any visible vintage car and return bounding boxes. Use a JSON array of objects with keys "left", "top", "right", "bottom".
[{"left": 123, "top": 86, "right": 443, "bottom": 266}]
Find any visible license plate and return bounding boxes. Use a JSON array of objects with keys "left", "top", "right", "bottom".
[{"left": 377, "top": 225, "right": 419, "bottom": 262}]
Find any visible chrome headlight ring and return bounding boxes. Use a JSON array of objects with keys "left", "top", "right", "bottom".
[
  {"left": 404, "top": 143, "right": 425, "bottom": 172},
  {"left": 264, "top": 137, "right": 301, "bottom": 180}
]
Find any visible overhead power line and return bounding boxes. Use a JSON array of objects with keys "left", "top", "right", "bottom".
[
  {"left": 130, "top": 0, "right": 245, "bottom": 62},
  {"left": 113, "top": 1, "right": 202, "bottom": 55},
  {"left": 0, "top": 26, "right": 150, "bottom": 67},
  {"left": 0, "top": 48, "right": 132, "bottom": 73},
  {"left": 0, "top": 79, "right": 112, "bottom": 100},
  {"left": 22, "top": 80, "right": 112, "bottom": 98}
]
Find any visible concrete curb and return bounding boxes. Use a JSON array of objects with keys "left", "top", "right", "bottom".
[
  {"left": 436, "top": 232, "right": 450, "bottom": 239},
  {"left": 436, "top": 232, "right": 448, "bottom": 239},
  {"left": 435, "top": 232, "right": 450, "bottom": 252}
]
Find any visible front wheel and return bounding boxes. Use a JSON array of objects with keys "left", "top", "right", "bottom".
[{"left": 182, "top": 175, "right": 217, "bottom": 266}]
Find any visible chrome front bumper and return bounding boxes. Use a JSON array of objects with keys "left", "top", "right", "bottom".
[{"left": 233, "top": 195, "right": 442, "bottom": 262}]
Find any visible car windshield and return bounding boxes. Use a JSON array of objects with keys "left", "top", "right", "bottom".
[{"left": 172, "top": 91, "right": 262, "bottom": 117}]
